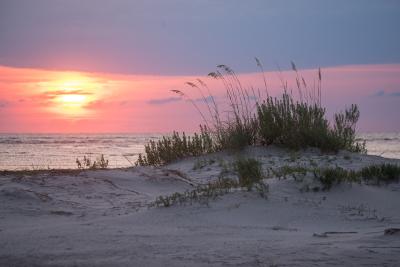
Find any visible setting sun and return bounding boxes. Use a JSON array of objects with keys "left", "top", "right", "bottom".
[
  {"left": 36, "top": 74, "right": 105, "bottom": 117},
  {"left": 57, "top": 94, "right": 87, "bottom": 106}
]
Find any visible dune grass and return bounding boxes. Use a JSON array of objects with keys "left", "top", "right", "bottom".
[
  {"left": 314, "top": 163, "right": 400, "bottom": 190},
  {"left": 136, "top": 60, "right": 365, "bottom": 166},
  {"left": 277, "top": 163, "right": 400, "bottom": 190},
  {"left": 257, "top": 96, "right": 363, "bottom": 152},
  {"left": 136, "top": 127, "right": 213, "bottom": 166},
  {"left": 76, "top": 154, "right": 109, "bottom": 170},
  {"left": 234, "top": 158, "right": 265, "bottom": 191},
  {"left": 152, "top": 177, "right": 240, "bottom": 207},
  {"left": 153, "top": 158, "right": 269, "bottom": 208}
]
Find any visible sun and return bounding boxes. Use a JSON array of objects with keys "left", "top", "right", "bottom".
[
  {"left": 57, "top": 94, "right": 87, "bottom": 107},
  {"left": 54, "top": 79, "right": 92, "bottom": 115},
  {"left": 41, "top": 73, "right": 101, "bottom": 117}
]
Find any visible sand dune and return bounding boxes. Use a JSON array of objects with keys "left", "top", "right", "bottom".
[{"left": 1, "top": 146, "right": 400, "bottom": 266}]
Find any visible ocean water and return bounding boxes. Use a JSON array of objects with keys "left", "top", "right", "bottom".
[
  {"left": 0, "top": 133, "right": 162, "bottom": 170},
  {"left": 0, "top": 133, "right": 399, "bottom": 170}
]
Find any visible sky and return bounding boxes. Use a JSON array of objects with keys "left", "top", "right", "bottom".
[{"left": 0, "top": 0, "right": 399, "bottom": 133}]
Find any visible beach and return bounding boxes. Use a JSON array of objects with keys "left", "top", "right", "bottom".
[
  {"left": 1, "top": 146, "right": 400, "bottom": 266},
  {"left": 2, "top": 1, "right": 400, "bottom": 266}
]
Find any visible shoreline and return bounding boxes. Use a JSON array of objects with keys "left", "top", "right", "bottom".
[{"left": 1, "top": 132, "right": 400, "bottom": 171}]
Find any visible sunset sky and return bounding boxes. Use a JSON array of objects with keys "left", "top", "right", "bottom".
[{"left": 0, "top": 0, "right": 399, "bottom": 133}]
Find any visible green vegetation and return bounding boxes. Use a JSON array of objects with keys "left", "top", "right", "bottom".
[
  {"left": 136, "top": 60, "right": 366, "bottom": 166},
  {"left": 234, "top": 158, "right": 264, "bottom": 191},
  {"left": 153, "top": 171, "right": 269, "bottom": 208},
  {"left": 316, "top": 163, "right": 400, "bottom": 190},
  {"left": 360, "top": 163, "right": 400, "bottom": 184},
  {"left": 76, "top": 154, "right": 109, "bottom": 170},
  {"left": 153, "top": 159, "right": 398, "bottom": 207},
  {"left": 152, "top": 177, "right": 240, "bottom": 207},
  {"left": 136, "top": 127, "right": 213, "bottom": 166},
  {"left": 154, "top": 157, "right": 270, "bottom": 207},
  {"left": 313, "top": 167, "right": 358, "bottom": 190},
  {"left": 277, "top": 163, "right": 400, "bottom": 190},
  {"left": 257, "top": 96, "right": 364, "bottom": 152}
]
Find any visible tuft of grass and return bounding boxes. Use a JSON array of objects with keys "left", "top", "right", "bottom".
[
  {"left": 234, "top": 158, "right": 264, "bottom": 191},
  {"left": 314, "top": 163, "right": 400, "bottom": 190},
  {"left": 360, "top": 163, "right": 400, "bottom": 184},
  {"left": 76, "top": 154, "right": 109, "bottom": 170},
  {"left": 267, "top": 163, "right": 400, "bottom": 190},
  {"left": 136, "top": 127, "right": 213, "bottom": 166},
  {"left": 313, "top": 167, "right": 358, "bottom": 190},
  {"left": 257, "top": 94, "right": 365, "bottom": 152},
  {"left": 206, "top": 64, "right": 260, "bottom": 151},
  {"left": 153, "top": 173, "right": 269, "bottom": 208},
  {"left": 152, "top": 177, "right": 239, "bottom": 207}
]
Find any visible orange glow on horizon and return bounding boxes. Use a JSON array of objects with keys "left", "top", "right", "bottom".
[{"left": 1, "top": 64, "right": 400, "bottom": 133}]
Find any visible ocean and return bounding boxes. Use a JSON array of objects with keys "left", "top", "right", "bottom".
[{"left": 0, "top": 132, "right": 399, "bottom": 171}]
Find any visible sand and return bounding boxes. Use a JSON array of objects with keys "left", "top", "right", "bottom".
[{"left": 1, "top": 146, "right": 400, "bottom": 266}]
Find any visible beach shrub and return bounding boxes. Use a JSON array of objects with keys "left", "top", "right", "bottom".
[
  {"left": 137, "top": 60, "right": 366, "bottom": 166},
  {"left": 331, "top": 104, "right": 366, "bottom": 153},
  {"left": 257, "top": 94, "right": 327, "bottom": 150},
  {"left": 216, "top": 119, "right": 258, "bottom": 151},
  {"left": 257, "top": 94, "right": 365, "bottom": 152},
  {"left": 76, "top": 154, "right": 109, "bottom": 169},
  {"left": 234, "top": 158, "right": 264, "bottom": 191},
  {"left": 136, "top": 126, "right": 214, "bottom": 166}
]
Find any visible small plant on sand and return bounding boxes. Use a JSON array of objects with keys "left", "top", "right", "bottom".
[
  {"left": 313, "top": 163, "right": 400, "bottom": 190},
  {"left": 313, "top": 167, "right": 358, "bottom": 190},
  {"left": 234, "top": 158, "right": 265, "bottom": 191},
  {"left": 332, "top": 104, "right": 366, "bottom": 153},
  {"left": 136, "top": 127, "right": 213, "bottom": 166},
  {"left": 360, "top": 163, "right": 400, "bottom": 184},
  {"left": 152, "top": 177, "right": 239, "bottom": 207},
  {"left": 153, "top": 172, "right": 270, "bottom": 208},
  {"left": 76, "top": 154, "right": 109, "bottom": 170}
]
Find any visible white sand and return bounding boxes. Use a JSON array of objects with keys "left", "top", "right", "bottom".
[{"left": 1, "top": 146, "right": 400, "bottom": 266}]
